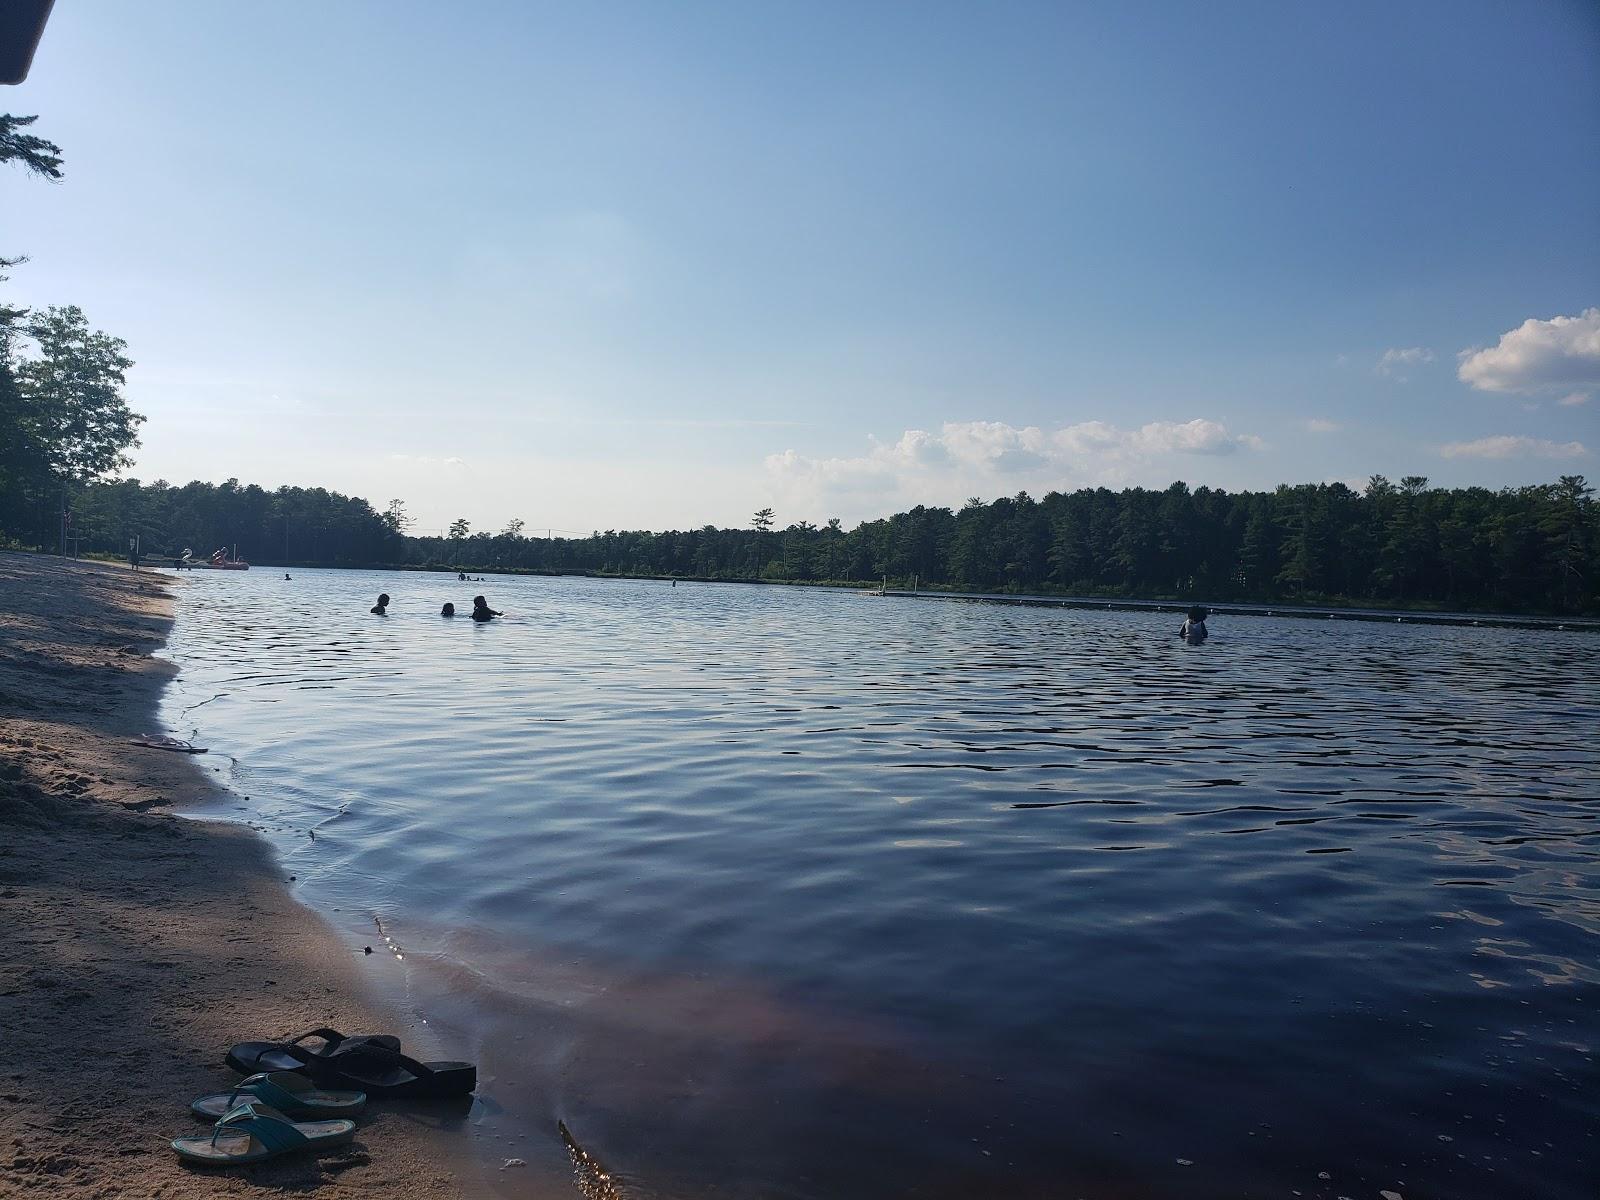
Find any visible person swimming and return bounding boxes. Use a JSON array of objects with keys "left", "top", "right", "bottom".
[
  {"left": 458, "top": 572, "right": 467, "bottom": 581},
  {"left": 441, "top": 602, "right": 456, "bottom": 617},
  {"left": 371, "top": 593, "right": 390, "bottom": 615},
  {"left": 1179, "top": 606, "right": 1209, "bottom": 644},
  {"left": 471, "top": 595, "right": 501, "bottom": 622}
]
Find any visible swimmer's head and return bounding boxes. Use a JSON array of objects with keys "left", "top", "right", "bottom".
[
  {"left": 442, "top": 603, "right": 455, "bottom": 616},
  {"left": 1187, "top": 606, "right": 1209, "bottom": 622}
]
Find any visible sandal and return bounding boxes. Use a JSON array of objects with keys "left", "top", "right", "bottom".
[
  {"left": 309, "top": 1044, "right": 477, "bottom": 1099},
  {"left": 171, "top": 1100, "right": 356, "bottom": 1165},
  {"left": 225, "top": 1027, "right": 399, "bottom": 1076},
  {"left": 191, "top": 1071, "right": 366, "bottom": 1120}
]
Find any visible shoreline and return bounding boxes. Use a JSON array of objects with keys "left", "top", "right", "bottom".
[
  {"left": 0, "top": 551, "right": 481, "bottom": 1197},
  {"left": 871, "top": 587, "right": 1600, "bottom": 630},
  {"left": 139, "top": 555, "right": 1599, "bottom": 625}
]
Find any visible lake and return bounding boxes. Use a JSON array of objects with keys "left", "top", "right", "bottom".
[{"left": 159, "top": 568, "right": 1599, "bottom": 1199}]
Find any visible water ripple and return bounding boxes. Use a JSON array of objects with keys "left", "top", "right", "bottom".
[{"left": 161, "top": 569, "right": 1600, "bottom": 1200}]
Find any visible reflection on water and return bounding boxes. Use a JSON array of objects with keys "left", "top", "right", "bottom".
[{"left": 161, "top": 569, "right": 1600, "bottom": 1199}]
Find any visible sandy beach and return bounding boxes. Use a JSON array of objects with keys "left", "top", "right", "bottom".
[{"left": 0, "top": 552, "right": 477, "bottom": 1198}]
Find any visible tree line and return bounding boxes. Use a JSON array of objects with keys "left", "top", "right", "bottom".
[
  {"left": 400, "top": 477, "right": 1597, "bottom": 614},
  {"left": 20, "top": 472, "right": 1593, "bottom": 615},
  {"left": 59, "top": 476, "right": 406, "bottom": 566}
]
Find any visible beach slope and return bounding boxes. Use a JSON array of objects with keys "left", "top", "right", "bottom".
[{"left": 0, "top": 552, "right": 471, "bottom": 1197}]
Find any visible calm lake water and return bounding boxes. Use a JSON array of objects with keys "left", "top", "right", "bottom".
[{"left": 159, "top": 568, "right": 1599, "bottom": 1199}]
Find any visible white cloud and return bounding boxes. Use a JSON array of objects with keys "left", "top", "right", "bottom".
[
  {"left": 1457, "top": 308, "right": 1600, "bottom": 394},
  {"left": 1134, "top": 418, "right": 1257, "bottom": 455},
  {"left": 765, "top": 418, "right": 1263, "bottom": 521},
  {"left": 1438, "top": 435, "right": 1589, "bottom": 461},
  {"left": 1559, "top": 391, "right": 1591, "bottom": 407},
  {"left": 1305, "top": 418, "right": 1340, "bottom": 434},
  {"left": 1376, "top": 346, "right": 1434, "bottom": 379}
]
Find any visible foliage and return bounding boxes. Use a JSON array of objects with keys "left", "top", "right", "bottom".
[
  {"left": 394, "top": 477, "right": 1597, "bottom": 614},
  {"left": 14, "top": 306, "right": 142, "bottom": 479},
  {"left": 1, "top": 306, "right": 144, "bottom": 545},
  {"left": 16, "top": 473, "right": 1597, "bottom": 614},
  {"left": 0, "top": 114, "right": 63, "bottom": 181},
  {"left": 63, "top": 477, "right": 404, "bottom": 564},
  {"left": 381, "top": 498, "right": 412, "bottom": 534},
  {"left": 1, "top": 114, "right": 63, "bottom": 306}
]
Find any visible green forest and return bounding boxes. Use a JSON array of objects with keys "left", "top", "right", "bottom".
[
  {"left": 3, "top": 112, "right": 1597, "bottom": 615},
  {"left": 0, "top": 473, "right": 1590, "bottom": 617}
]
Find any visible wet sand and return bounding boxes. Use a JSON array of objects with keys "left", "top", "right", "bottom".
[{"left": 0, "top": 552, "right": 481, "bottom": 1197}]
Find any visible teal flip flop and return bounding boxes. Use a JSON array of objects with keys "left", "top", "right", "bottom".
[
  {"left": 190, "top": 1071, "right": 366, "bottom": 1120},
  {"left": 171, "top": 1100, "right": 356, "bottom": 1165}
]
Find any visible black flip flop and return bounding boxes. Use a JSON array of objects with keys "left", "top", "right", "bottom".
[
  {"left": 309, "top": 1044, "right": 477, "bottom": 1099},
  {"left": 225, "top": 1027, "right": 400, "bottom": 1076}
]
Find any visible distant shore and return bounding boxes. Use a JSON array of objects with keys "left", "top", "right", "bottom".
[
  {"left": 870, "top": 587, "right": 1600, "bottom": 631},
  {"left": 124, "top": 551, "right": 1600, "bottom": 625},
  {"left": 0, "top": 551, "right": 476, "bottom": 1198}
]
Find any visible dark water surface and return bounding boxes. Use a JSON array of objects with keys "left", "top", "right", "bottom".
[{"left": 160, "top": 569, "right": 1599, "bottom": 1199}]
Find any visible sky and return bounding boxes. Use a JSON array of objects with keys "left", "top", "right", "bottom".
[{"left": 4, "top": 1, "right": 1598, "bottom": 535}]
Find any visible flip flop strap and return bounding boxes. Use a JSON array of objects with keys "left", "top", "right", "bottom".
[
  {"left": 213, "top": 1103, "right": 307, "bottom": 1153},
  {"left": 230, "top": 1075, "right": 305, "bottom": 1111},
  {"left": 250, "top": 1036, "right": 386, "bottom": 1072},
  {"left": 285, "top": 1028, "right": 393, "bottom": 1056},
  {"left": 343, "top": 1045, "right": 434, "bottom": 1077},
  {"left": 285, "top": 1026, "right": 349, "bottom": 1050},
  {"left": 249, "top": 1041, "right": 319, "bottom": 1070}
]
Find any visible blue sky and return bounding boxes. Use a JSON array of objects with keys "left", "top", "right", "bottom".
[{"left": 5, "top": 1, "right": 1597, "bottom": 533}]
